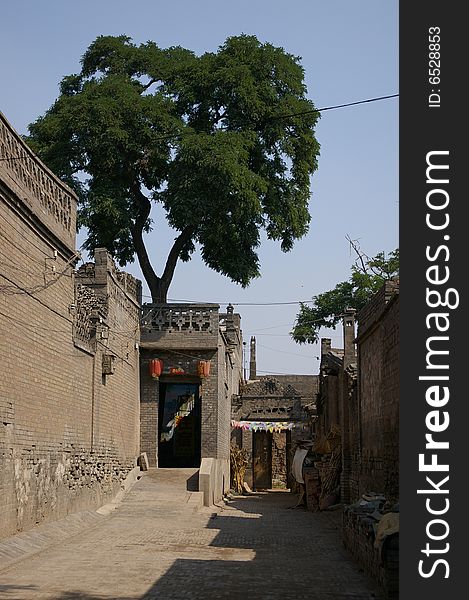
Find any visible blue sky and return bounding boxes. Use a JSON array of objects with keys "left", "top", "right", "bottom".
[{"left": 0, "top": 1, "right": 398, "bottom": 375}]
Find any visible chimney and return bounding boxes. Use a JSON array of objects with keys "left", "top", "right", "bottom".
[
  {"left": 343, "top": 308, "right": 356, "bottom": 368},
  {"left": 225, "top": 304, "right": 235, "bottom": 342},
  {"left": 249, "top": 336, "right": 257, "bottom": 380},
  {"left": 321, "top": 338, "right": 332, "bottom": 358}
]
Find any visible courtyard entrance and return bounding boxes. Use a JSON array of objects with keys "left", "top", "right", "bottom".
[
  {"left": 253, "top": 430, "right": 272, "bottom": 490},
  {"left": 158, "top": 382, "right": 201, "bottom": 468}
]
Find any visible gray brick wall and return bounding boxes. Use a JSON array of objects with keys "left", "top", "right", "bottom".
[
  {"left": 0, "top": 117, "right": 140, "bottom": 540},
  {"left": 139, "top": 309, "right": 243, "bottom": 468},
  {"left": 357, "top": 291, "right": 399, "bottom": 501},
  {"left": 317, "top": 282, "right": 399, "bottom": 504}
]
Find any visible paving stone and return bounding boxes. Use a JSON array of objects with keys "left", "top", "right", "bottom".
[{"left": 0, "top": 468, "right": 382, "bottom": 599}]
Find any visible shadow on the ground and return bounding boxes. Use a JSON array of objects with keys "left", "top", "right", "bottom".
[
  {"left": 205, "top": 493, "right": 343, "bottom": 548},
  {"left": 0, "top": 585, "right": 37, "bottom": 594},
  {"left": 138, "top": 557, "right": 379, "bottom": 600},
  {"left": 139, "top": 493, "right": 377, "bottom": 600},
  {"left": 0, "top": 590, "right": 134, "bottom": 600},
  {"left": 0, "top": 492, "right": 380, "bottom": 600}
]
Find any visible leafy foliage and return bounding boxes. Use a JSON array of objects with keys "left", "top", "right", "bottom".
[
  {"left": 26, "top": 34, "right": 320, "bottom": 301},
  {"left": 291, "top": 248, "right": 399, "bottom": 344}
]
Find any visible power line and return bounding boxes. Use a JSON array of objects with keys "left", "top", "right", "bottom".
[
  {"left": 141, "top": 346, "right": 214, "bottom": 363},
  {"left": 257, "top": 342, "right": 316, "bottom": 359},
  {"left": 0, "top": 307, "right": 71, "bottom": 334},
  {"left": 156, "top": 297, "right": 315, "bottom": 306},
  {"left": 0, "top": 250, "right": 46, "bottom": 277},
  {"left": 255, "top": 368, "right": 316, "bottom": 376},
  {"left": 96, "top": 338, "right": 135, "bottom": 368},
  {"left": 0, "top": 271, "right": 72, "bottom": 323},
  {"left": 253, "top": 332, "right": 343, "bottom": 340},
  {"left": 0, "top": 307, "right": 139, "bottom": 343},
  {"left": 0, "top": 309, "right": 85, "bottom": 358},
  {"left": 0, "top": 92, "right": 399, "bottom": 163},
  {"left": 272, "top": 93, "right": 399, "bottom": 120},
  {"left": 248, "top": 315, "right": 340, "bottom": 332},
  {"left": 0, "top": 251, "right": 80, "bottom": 295},
  {"left": 250, "top": 333, "right": 294, "bottom": 337}
]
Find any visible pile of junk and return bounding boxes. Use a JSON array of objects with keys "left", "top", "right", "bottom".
[
  {"left": 343, "top": 492, "right": 399, "bottom": 600},
  {"left": 290, "top": 425, "right": 342, "bottom": 511},
  {"left": 344, "top": 492, "right": 399, "bottom": 557}
]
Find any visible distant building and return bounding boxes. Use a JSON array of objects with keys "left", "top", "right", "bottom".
[{"left": 231, "top": 337, "right": 318, "bottom": 490}]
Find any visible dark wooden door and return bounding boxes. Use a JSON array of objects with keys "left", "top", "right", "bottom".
[
  {"left": 253, "top": 431, "right": 272, "bottom": 490},
  {"left": 158, "top": 382, "right": 201, "bottom": 468}
]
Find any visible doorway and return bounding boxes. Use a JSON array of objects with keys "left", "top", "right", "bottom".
[
  {"left": 158, "top": 382, "right": 201, "bottom": 468},
  {"left": 253, "top": 431, "right": 272, "bottom": 490}
]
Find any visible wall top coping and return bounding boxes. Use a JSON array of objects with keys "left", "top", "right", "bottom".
[
  {"left": 76, "top": 248, "right": 141, "bottom": 306},
  {"left": 357, "top": 280, "right": 400, "bottom": 340},
  {"left": 141, "top": 303, "right": 221, "bottom": 344},
  {"left": 0, "top": 112, "right": 77, "bottom": 250},
  {"left": 0, "top": 113, "right": 77, "bottom": 196}
]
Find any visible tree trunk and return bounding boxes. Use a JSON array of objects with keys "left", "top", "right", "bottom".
[
  {"left": 148, "top": 275, "right": 170, "bottom": 304},
  {"left": 130, "top": 187, "right": 194, "bottom": 304},
  {"left": 131, "top": 225, "right": 170, "bottom": 303}
]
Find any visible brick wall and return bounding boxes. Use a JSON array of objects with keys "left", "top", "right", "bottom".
[
  {"left": 216, "top": 340, "right": 231, "bottom": 461},
  {"left": 139, "top": 306, "right": 243, "bottom": 468},
  {"left": 317, "top": 282, "right": 399, "bottom": 504},
  {"left": 343, "top": 508, "right": 399, "bottom": 599},
  {"left": 356, "top": 283, "right": 399, "bottom": 501},
  {"left": 0, "top": 114, "right": 140, "bottom": 540},
  {"left": 232, "top": 376, "right": 316, "bottom": 488}
]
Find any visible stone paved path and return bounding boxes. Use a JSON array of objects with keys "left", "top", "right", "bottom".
[{"left": 0, "top": 469, "right": 382, "bottom": 599}]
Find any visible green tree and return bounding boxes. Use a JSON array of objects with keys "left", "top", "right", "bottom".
[
  {"left": 291, "top": 244, "right": 399, "bottom": 344},
  {"left": 26, "top": 34, "right": 320, "bottom": 302}
]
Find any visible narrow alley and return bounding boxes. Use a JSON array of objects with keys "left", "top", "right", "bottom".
[{"left": 0, "top": 469, "right": 381, "bottom": 600}]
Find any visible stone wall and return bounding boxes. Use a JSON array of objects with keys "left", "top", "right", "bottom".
[{"left": 0, "top": 114, "right": 140, "bottom": 540}]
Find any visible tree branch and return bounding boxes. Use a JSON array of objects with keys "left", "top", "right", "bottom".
[
  {"left": 141, "top": 79, "right": 157, "bottom": 93},
  {"left": 346, "top": 235, "right": 369, "bottom": 274},
  {"left": 161, "top": 226, "right": 195, "bottom": 287},
  {"left": 130, "top": 183, "right": 160, "bottom": 291}
]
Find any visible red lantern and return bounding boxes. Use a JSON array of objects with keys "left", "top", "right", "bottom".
[
  {"left": 197, "top": 360, "right": 211, "bottom": 378},
  {"left": 149, "top": 358, "right": 163, "bottom": 379}
]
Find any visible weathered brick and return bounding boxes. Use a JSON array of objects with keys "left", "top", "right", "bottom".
[{"left": 0, "top": 114, "right": 140, "bottom": 540}]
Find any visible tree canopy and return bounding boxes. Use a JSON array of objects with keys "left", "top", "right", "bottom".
[
  {"left": 291, "top": 245, "right": 399, "bottom": 344},
  {"left": 26, "top": 34, "right": 320, "bottom": 302}
]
